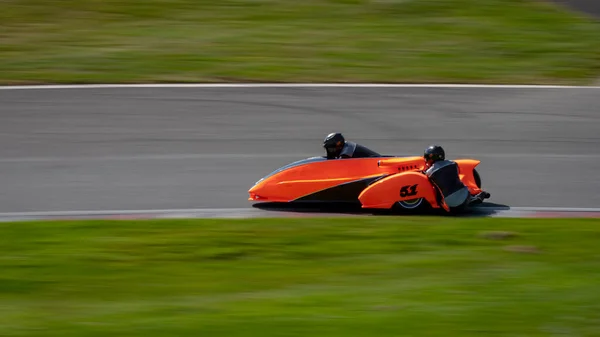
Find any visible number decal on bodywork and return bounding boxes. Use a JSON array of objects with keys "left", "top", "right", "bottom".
[{"left": 400, "top": 184, "right": 418, "bottom": 197}]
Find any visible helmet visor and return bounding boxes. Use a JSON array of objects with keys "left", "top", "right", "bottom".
[{"left": 326, "top": 146, "right": 337, "bottom": 155}]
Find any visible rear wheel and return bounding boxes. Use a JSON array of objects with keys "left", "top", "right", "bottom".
[
  {"left": 392, "top": 197, "right": 429, "bottom": 214},
  {"left": 397, "top": 198, "right": 424, "bottom": 209}
]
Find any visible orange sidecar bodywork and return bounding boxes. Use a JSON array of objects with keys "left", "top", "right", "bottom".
[{"left": 248, "top": 155, "right": 483, "bottom": 210}]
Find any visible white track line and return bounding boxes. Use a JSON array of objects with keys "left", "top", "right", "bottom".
[
  {"left": 0, "top": 208, "right": 254, "bottom": 217},
  {"left": 2, "top": 153, "right": 600, "bottom": 164},
  {"left": 0, "top": 208, "right": 354, "bottom": 221},
  {"left": 0, "top": 153, "right": 320, "bottom": 163},
  {"left": 493, "top": 207, "right": 600, "bottom": 212},
  {"left": 1, "top": 83, "right": 600, "bottom": 90}
]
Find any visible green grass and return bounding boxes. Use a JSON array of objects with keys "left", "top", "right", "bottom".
[
  {"left": 1, "top": 217, "right": 600, "bottom": 336},
  {"left": 1, "top": 0, "right": 600, "bottom": 84}
]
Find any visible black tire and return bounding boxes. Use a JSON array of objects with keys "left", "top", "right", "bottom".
[
  {"left": 473, "top": 168, "right": 481, "bottom": 188},
  {"left": 391, "top": 198, "right": 430, "bottom": 214},
  {"left": 396, "top": 198, "right": 425, "bottom": 210}
]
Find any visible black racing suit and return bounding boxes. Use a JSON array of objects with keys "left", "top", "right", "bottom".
[{"left": 424, "top": 160, "right": 469, "bottom": 208}]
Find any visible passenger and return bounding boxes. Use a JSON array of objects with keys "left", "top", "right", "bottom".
[{"left": 423, "top": 145, "right": 470, "bottom": 210}]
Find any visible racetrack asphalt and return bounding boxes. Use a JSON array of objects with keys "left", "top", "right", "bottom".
[
  {"left": 0, "top": 86, "right": 599, "bottom": 213},
  {"left": 548, "top": 0, "right": 600, "bottom": 18}
]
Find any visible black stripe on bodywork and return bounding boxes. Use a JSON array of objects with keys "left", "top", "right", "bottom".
[{"left": 294, "top": 175, "right": 388, "bottom": 202}]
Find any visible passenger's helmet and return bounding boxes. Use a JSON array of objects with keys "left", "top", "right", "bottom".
[
  {"left": 424, "top": 145, "right": 445, "bottom": 164},
  {"left": 323, "top": 132, "right": 345, "bottom": 159}
]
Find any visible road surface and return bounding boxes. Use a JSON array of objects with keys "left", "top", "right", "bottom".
[{"left": 1, "top": 86, "right": 599, "bottom": 213}]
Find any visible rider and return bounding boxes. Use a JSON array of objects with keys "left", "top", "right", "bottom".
[
  {"left": 323, "top": 132, "right": 380, "bottom": 159},
  {"left": 423, "top": 145, "right": 471, "bottom": 211}
]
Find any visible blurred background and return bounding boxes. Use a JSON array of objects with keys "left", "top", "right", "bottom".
[
  {"left": 2, "top": 0, "right": 600, "bottom": 85},
  {"left": 1, "top": 1, "right": 600, "bottom": 336}
]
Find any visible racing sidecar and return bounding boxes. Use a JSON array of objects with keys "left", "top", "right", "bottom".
[{"left": 248, "top": 151, "right": 489, "bottom": 212}]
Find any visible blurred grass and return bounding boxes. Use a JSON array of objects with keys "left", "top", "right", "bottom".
[
  {"left": 1, "top": 0, "right": 600, "bottom": 84},
  {"left": 1, "top": 217, "right": 600, "bottom": 336}
]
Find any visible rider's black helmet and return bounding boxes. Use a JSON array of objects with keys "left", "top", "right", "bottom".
[
  {"left": 323, "top": 132, "right": 345, "bottom": 159},
  {"left": 424, "top": 145, "right": 445, "bottom": 163}
]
